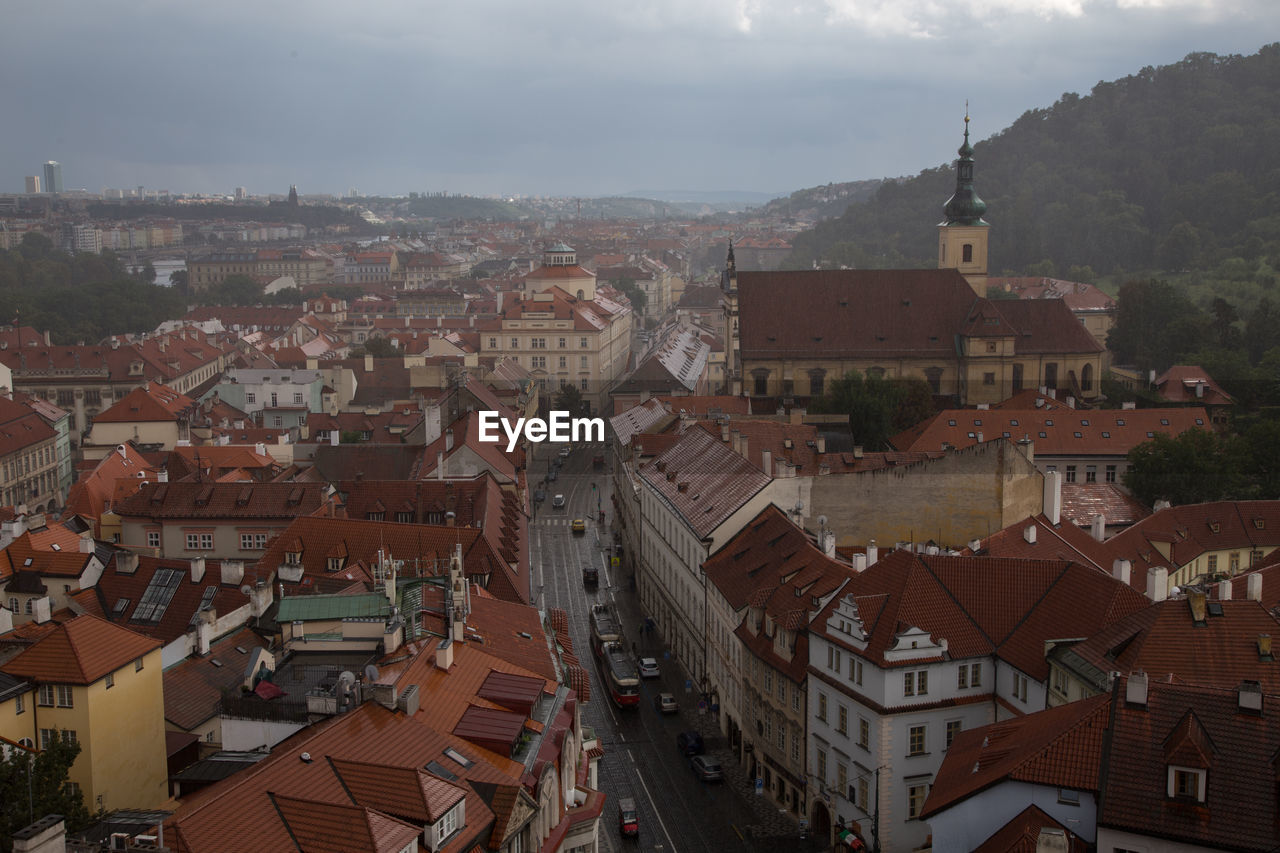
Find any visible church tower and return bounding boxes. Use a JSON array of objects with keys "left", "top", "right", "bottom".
[
  {"left": 938, "top": 112, "right": 989, "bottom": 296},
  {"left": 721, "top": 240, "right": 741, "bottom": 395}
]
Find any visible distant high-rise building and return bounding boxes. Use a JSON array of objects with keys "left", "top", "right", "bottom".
[
  {"left": 234, "top": 187, "right": 248, "bottom": 201},
  {"left": 43, "top": 161, "right": 63, "bottom": 194},
  {"left": 24, "top": 176, "right": 41, "bottom": 194},
  {"left": 288, "top": 185, "right": 298, "bottom": 206}
]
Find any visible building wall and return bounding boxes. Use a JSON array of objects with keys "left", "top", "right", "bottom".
[
  {"left": 120, "top": 518, "right": 292, "bottom": 560},
  {"left": 1095, "top": 826, "right": 1219, "bottom": 853},
  {"left": 0, "top": 687, "right": 35, "bottom": 746},
  {"left": 927, "top": 780, "right": 1097, "bottom": 853},
  {"left": 0, "top": 434, "right": 62, "bottom": 513},
  {"left": 809, "top": 441, "right": 1043, "bottom": 549},
  {"left": 82, "top": 647, "right": 168, "bottom": 810},
  {"left": 82, "top": 420, "right": 182, "bottom": 460}
]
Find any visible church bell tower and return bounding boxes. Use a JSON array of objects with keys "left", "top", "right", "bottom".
[{"left": 938, "top": 111, "right": 990, "bottom": 296}]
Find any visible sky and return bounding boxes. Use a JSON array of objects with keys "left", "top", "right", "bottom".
[{"left": 3, "top": 0, "right": 1278, "bottom": 200}]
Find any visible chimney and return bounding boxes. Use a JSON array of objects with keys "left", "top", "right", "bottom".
[
  {"left": 0, "top": 608, "right": 11, "bottom": 634},
  {"left": 1035, "top": 828, "right": 1069, "bottom": 853},
  {"left": 157, "top": 468, "right": 169, "bottom": 483},
  {"left": 1126, "top": 671, "right": 1148, "bottom": 706},
  {"left": 1091, "top": 514, "right": 1105, "bottom": 542},
  {"left": 32, "top": 596, "right": 52, "bottom": 625},
  {"left": 116, "top": 552, "right": 139, "bottom": 574},
  {"left": 1065, "top": 396, "right": 1075, "bottom": 409},
  {"left": 1239, "top": 680, "right": 1264, "bottom": 713},
  {"left": 196, "top": 608, "right": 216, "bottom": 655},
  {"left": 190, "top": 556, "right": 206, "bottom": 583},
  {"left": 820, "top": 530, "right": 836, "bottom": 558},
  {"left": 364, "top": 354, "right": 374, "bottom": 373},
  {"left": 730, "top": 430, "right": 741, "bottom": 454},
  {"left": 1188, "top": 589, "right": 1207, "bottom": 624},
  {"left": 11, "top": 815, "right": 66, "bottom": 853},
  {"left": 1195, "top": 382, "right": 1205, "bottom": 399},
  {"left": 79, "top": 534, "right": 94, "bottom": 554},
  {"left": 1023, "top": 524, "right": 1038, "bottom": 545},
  {"left": 816, "top": 436, "right": 825, "bottom": 454},
  {"left": 1146, "top": 567, "right": 1169, "bottom": 602},
  {"left": 975, "top": 432, "right": 983, "bottom": 443},
  {"left": 329, "top": 429, "right": 339, "bottom": 446},
  {"left": 445, "top": 428, "right": 454, "bottom": 452},
  {"left": 1042, "top": 470, "right": 1062, "bottom": 526},
  {"left": 853, "top": 445, "right": 863, "bottom": 459},
  {"left": 221, "top": 559, "right": 244, "bottom": 586},
  {"left": 852, "top": 553, "right": 867, "bottom": 572},
  {"left": 867, "top": 539, "right": 878, "bottom": 566},
  {"left": 1247, "top": 573, "right": 1263, "bottom": 602},
  {"left": 761, "top": 449, "right": 771, "bottom": 475},
  {"left": 739, "top": 435, "right": 748, "bottom": 463},
  {"left": 1259, "top": 635, "right": 1273, "bottom": 661},
  {"left": 437, "top": 451, "right": 445, "bottom": 480},
  {"left": 1112, "top": 559, "right": 1131, "bottom": 586},
  {"left": 436, "top": 636, "right": 454, "bottom": 671}
]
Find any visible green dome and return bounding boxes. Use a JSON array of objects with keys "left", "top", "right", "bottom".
[{"left": 943, "top": 117, "right": 988, "bottom": 226}]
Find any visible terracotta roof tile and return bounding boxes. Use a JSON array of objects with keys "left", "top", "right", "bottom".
[
  {"left": 164, "top": 628, "right": 268, "bottom": 729},
  {"left": 640, "top": 427, "right": 770, "bottom": 540},
  {"left": 268, "top": 792, "right": 421, "bottom": 853},
  {"left": 2, "top": 613, "right": 160, "bottom": 684}
]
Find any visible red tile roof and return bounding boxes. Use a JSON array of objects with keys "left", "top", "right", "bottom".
[
  {"left": 1154, "top": 365, "right": 1234, "bottom": 406},
  {"left": 639, "top": 427, "right": 771, "bottom": 539},
  {"left": 890, "top": 407, "right": 1211, "bottom": 456},
  {"left": 1, "top": 613, "right": 160, "bottom": 684},
  {"left": 1060, "top": 483, "right": 1152, "bottom": 530},
  {"left": 92, "top": 382, "right": 195, "bottom": 423},
  {"left": 974, "top": 805, "right": 1089, "bottom": 853},
  {"left": 0, "top": 397, "right": 57, "bottom": 458},
  {"left": 113, "top": 481, "right": 330, "bottom": 521},
  {"left": 163, "top": 627, "right": 268, "bottom": 729},
  {"left": 921, "top": 694, "right": 1111, "bottom": 817},
  {"left": 268, "top": 792, "right": 422, "bottom": 853}
]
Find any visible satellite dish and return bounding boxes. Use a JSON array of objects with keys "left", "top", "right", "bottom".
[
  {"left": 1171, "top": 586, "right": 1181, "bottom": 597},
  {"left": 337, "top": 671, "right": 356, "bottom": 692},
  {"left": 817, "top": 515, "right": 828, "bottom": 528},
  {"left": 240, "top": 584, "right": 253, "bottom": 597},
  {"left": 364, "top": 664, "right": 380, "bottom": 682}
]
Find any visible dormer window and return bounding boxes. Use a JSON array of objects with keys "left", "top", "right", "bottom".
[
  {"left": 326, "top": 557, "right": 344, "bottom": 572},
  {"left": 285, "top": 550, "right": 301, "bottom": 565},
  {"left": 1168, "top": 766, "right": 1206, "bottom": 802}
]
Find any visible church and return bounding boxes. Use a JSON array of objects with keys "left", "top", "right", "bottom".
[{"left": 722, "top": 118, "right": 1104, "bottom": 406}]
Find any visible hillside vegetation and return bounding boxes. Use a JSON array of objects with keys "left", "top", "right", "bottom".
[{"left": 786, "top": 45, "right": 1280, "bottom": 289}]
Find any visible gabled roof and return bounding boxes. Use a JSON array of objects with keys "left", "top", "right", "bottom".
[
  {"left": 921, "top": 694, "right": 1111, "bottom": 817},
  {"left": 164, "top": 628, "right": 269, "bottom": 730},
  {"left": 328, "top": 757, "right": 466, "bottom": 823},
  {"left": 639, "top": 427, "right": 770, "bottom": 540},
  {"left": 268, "top": 792, "right": 422, "bottom": 853},
  {"left": 1, "top": 613, "right": 160, "bottom": 684},
  {"left": 93, "top": 554, "right": 254, "bottom": 645},
  {"left": 974, "top": 805, "right": 1088, "bottom": 853},
  {"left": 92, "top": 383, "right": 195, "bottom": 424}
]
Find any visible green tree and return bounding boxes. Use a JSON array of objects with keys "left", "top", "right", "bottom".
[
  {"left": 351, "top": 336, "right": 399, "bottom": 358},
  {"left": 18, "top": 232, "right": 54, "bottom": 262},
  {"left": 810, "top": 371, "right": 929, "bottom": 450},
  {"left": 1122, "top": 428, "right": 1244, "bottom": 506},
  {"left": 199, "top": 273, "right": 265, "bottom": 306},
  {"left": 0, "top": 735, "right": 91, "bottom": 847},
  {"left": 553, "top": 384, "right": 589, "bottom": 419}
]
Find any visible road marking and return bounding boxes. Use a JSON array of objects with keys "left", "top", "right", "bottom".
[
  {"left": 635, "top": 766, "right": 680, "bottom": 853},
  {"left": 627, "top": 749, "right": 634, "bottom": 761}
]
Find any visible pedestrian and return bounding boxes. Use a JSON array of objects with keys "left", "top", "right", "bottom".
[{"left": 631, "top": 640, "right": 638, "bottom": 656}]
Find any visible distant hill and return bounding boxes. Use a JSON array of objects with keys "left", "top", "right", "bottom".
[
  {"left": 404, "top": 195, "right": 524, "bottom": 220},
  {"left": 786, "top": 44, "right": 1280, "bottom": 278},
  {"left": 755, "top": 179, "right": 882, "bottom": 222}
]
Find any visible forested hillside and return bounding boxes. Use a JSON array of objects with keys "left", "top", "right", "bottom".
[{"left": 786, "top": 45, "right": 1280, "bottom": 280}]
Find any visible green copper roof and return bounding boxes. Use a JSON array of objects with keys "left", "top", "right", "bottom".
[
  {"left": 943, "top": 115, "right": 989, "bottom": 226},
  {"left": 546, "top": 242, "right": 575, "bottom": 253},
  {"left": 277, "top": 592, "right": 392, "bottom": 622}
]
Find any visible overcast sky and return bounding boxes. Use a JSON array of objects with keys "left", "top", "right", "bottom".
[{"left": 3, "top": 1, "right": 1277, "bottom": 199}]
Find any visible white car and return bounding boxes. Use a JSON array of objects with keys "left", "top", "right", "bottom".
[
  {"left": 638, "top": 658, "right": 660, "bottom": 679},
  {"left": 552, "top": 494, "right": 565, "bottom": 508}
]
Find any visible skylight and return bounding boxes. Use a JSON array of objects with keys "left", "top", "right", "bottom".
[{"left": 132, "top": 568, "right": 184, "bottom": 623}]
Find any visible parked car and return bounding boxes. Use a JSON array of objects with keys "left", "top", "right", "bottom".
[
  {"left": 552, "top": 494, "right": 566, "bottom": 508},
  {"left": 638, "top": 657, "right": 660, "bottom": 679},
  {"left": 676, "top": 731, "right": 704, "bottom": 755},
  {"left": 618, "top": 797, "right": 639, "bottom": 837},
  {"left": 572, "top": 518, "right": 586, "bottom": 534},
  {"left": 534, "top": 489, "right": 546, "bottom": 503},
  {"left": 654, "top": 692, "right": 678, "bottom": 714},
  {"left": 547, "top": 469, "right": 558, "bottom": 482},
  {"left": 690, "top": 755, "right": 723, "bottom": 782},
  {"left": 558, "top": 447, "right": 572, "bottom": 458},
  {"left": 582, "top": 565, "right": 599, "bottom": 586}
]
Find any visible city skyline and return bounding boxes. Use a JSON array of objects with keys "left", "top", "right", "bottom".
[{"left": 3, "top": 1, "right": 1279, "bottom": 198}]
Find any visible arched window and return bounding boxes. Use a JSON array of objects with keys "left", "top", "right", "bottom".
[
  {"left": 962, "top": 244, "right": 973, "bottom": 263},
  {"left": 1081, "top": 362, "right": 1094, "bottom": 392}
]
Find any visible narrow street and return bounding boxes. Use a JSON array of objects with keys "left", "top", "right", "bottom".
[{"left": 531, "top": 444, "right": 818, "bottom": 853}]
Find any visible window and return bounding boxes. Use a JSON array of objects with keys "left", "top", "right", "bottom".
[
  {"left": 200, "top": 533, "right": 213, "bottom": 550},
  {"left": 488, "top": 337, "right": 497, "bottom": 349},
  {"left": 945, "top": 719, "right": 962, "bottom": 748},
  {"left": 293, "top": 392, "right": 304, "bottom": 404},
  {"left": 1059, "top": 788, "right": 1080, "bottom": 805},
  {"left": 815, "top": 748, "right": 827, "bottom": 783},
  {"left": 15, "top": 693, "right": 23, "bottom": 714},
  {"left": 7, "top": 597, "right": 15, "bottom": 613},
  {"left": 558, "top": 356, "right": 567, "bottom": 369},
  {"left": 1086, "top": 465, "right": 1097, "bottom": 483},
  {"left": 776, "top": 676, "right": 785, "bottom": 703},
  {"left": 1207, "top": 555, "right": 1218, "bottom": 573},
  {"left": 904, "top": 670, "right": 928, "bottom": 697},
  {"left": 1014, "top": 673, "right": 1028, "bottom": 703},
  {"left": 1169, "top": 767, "right": 1205, "bottom": 801},
  {"left": 962, "top": 243, "right": 973, "bottom": 263},
  {"left": 837, "top": 705, "right": 848, "bottom": 735},
  {"left": 38, "top": 685, "right": 54, "bottom": 707},
  {"left": 105, "top": 673, "right": 114, "bottom": 689},
  {"left": 764, "top": 670, "right": 773, "bottom": 694},
  {"left": 558, "top": 337, "right": 566, "bottom": 348},
  {"left": 510, "top": 337, "right": 519, "bottom": 349},
  {"left": 817, "top": 691, "right": 827, "bottom": 722},
  {"left": 791, "top": 684, "right": 800, "bottom": 713},
  {"left": 1065, "top": 465, "right": 1077, "bottom": 483},
  {"left": 836, "top": 761, "right": 847, "bottom": 794},
  {"left": 437, "top": 804, "right": 459, "bottom": 843},
  {"left": 1106, "top": 464, "right": 1117, "bottom": 483},
  {"left": 580, "top": 379, "right": 588, "bottom": 391},
  {"left": 1230, "top": 552, "right": 1240, "bottom": 573},
  {"left": 146, "top": 531, "right": 161, "bottom": 548},
  {"left": 985, "top": 342, "right": 996, "bottom": 354},
  {"left": 809, "top": 371, "right": 825, "bottom": 396},
  {"left": 958, "top": 665, "right": 968, "bottom": 689},
  {"left": 580, "top": 355, "right": 589, "bottom": 370},
  {"left": 908, "top": 725, "right": 926, "bottom": 756},
  {"left": 858, "top": 718, "right": 869, "bottom": 749},
  {"left": 24, "top": 600, "right": 32, "bottom": 615},
  {"left": 247, "top": 391, "right": 258, "bottom": 405},
  {"left": 983, "top": 372, "right": 995, "bottom": 385},
  {"left": 579, "top": 337, "right": 588, "bottom": 348},
  {"left": 849, "top": 658, "right": 863, "bottom": 686},
  {"left": 908, "top": 784, "right": 928, "bottom": 819},
  {"left": 857, "top": 776, "right": 869, "bottom": 810},
  {"left": 754, "top": 372, "right": 768, "bottom": 395},
  {"left": 827, "top": 645, "right": 842, "bottom": 672},
  {"left": 135, "top": 657, "right": 144, "bottom": 672},
  {"left": 186, "top": 533, "right": 200, "bottom": 550}
]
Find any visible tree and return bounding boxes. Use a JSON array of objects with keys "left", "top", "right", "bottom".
[
  {"left": 1122, "top": 429, "right": 1244, "bottom": 506},
  {"left": 553, "top": 384, "right": 589, "bottom": 419},
  {"left": 0, "top": 735, "right": 91, "bottom": 847},
  {"left": 351, "top": 336, "right": 399, "bottom": 358},
  {"left": 199, "top": 274, "right": 264, "bottom": 307},
  {"left": 809, "top": 371, "right": 930, "bottom": 450}
]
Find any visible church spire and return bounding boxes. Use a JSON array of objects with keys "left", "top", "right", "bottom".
[{"left": 942, "top": 109, "right": 987, "bottom": 226}]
